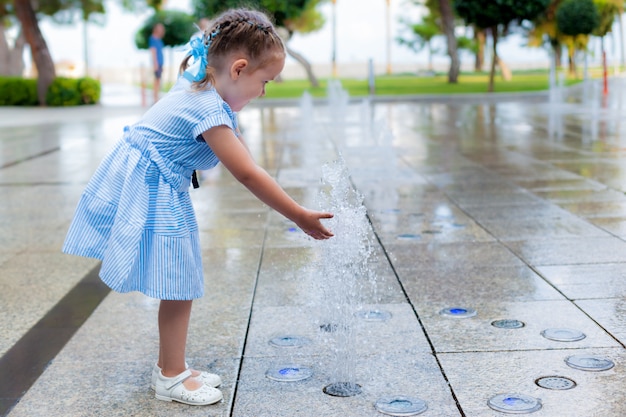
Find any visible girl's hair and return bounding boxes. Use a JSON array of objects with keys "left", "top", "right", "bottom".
[{"left": 180, "top": 8, "right": 285, "bottom": 89}]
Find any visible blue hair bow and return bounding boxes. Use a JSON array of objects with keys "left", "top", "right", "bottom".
[{"left": 183, "top": 36, "right": 209, "bottom": 82}]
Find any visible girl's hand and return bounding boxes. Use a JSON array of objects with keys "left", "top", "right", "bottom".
[{"left": 296, "top": 209, "right": 334, "bottom": 240}]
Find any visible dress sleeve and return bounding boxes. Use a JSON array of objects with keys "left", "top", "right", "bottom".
[
  {"left": 192, "top": 98, "right": 238, "bottom": 139},
  {"left": 192, "top": 110, "right": 235, "bottom": 139}
]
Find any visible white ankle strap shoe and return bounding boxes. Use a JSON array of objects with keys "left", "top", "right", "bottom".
[{"left": 154, "top": 369, "right": 223, "bottom": 406}]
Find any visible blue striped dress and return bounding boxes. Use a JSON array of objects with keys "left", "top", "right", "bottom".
[{"left": 63, "top": 78, "right": 238, "bottom": 300}]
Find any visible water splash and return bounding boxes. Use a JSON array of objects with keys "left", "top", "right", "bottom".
[{"left": 315, "top": 156, "right": 374, "bottom": 392}]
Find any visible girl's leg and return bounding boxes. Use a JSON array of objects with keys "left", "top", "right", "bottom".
[{"left": 157, "top": 299, "right": 201, "bottom": 390}]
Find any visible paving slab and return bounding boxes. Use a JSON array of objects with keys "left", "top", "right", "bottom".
[
  {"left": 3, "top": 79, "right": 626, "bottom": 416},
  {"left": 440, "top": 347, "right": 626, "bottom": 417}
]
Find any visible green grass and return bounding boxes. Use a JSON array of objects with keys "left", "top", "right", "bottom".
[{"left": 263, "top": 69, "right": 588, "bottom": 99}]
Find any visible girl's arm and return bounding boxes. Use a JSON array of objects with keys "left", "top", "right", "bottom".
[
  {"left": 203, "top": 125, "right": 334, "bottom": 240},
  {"left": 234, "top": 127, "right": 251, "bottom": 154}
]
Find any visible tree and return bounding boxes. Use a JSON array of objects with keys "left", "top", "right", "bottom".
[
  {"left": 403, "top": 0, "right": 460, "bottom": 82},
  {"left": 528, "top": 0, "right": 565, "bottom": 69},
  {"left": 0, "top": 20, "right": 26, "bottom": 75},
  {"left": 135, "top": 10, "right": 197, "bottom": 49},
  {"left": 14, "top": 0, "right": 56, "bottom": 105},
  {"left": 592, "top": 0, "right": 621, "bottom": 89},
  {"left": 556, "top": 0, "right": 599, "bottom": 36},
  {"left": 135, "top": 10, "right": 197, "bottom": 87},
  {"left": 438, "top": 0, "right": 460, "bottom": 82},
  {"left": 556, "top": 0, "right": 599, "bottom": 75},
  {"left": 472, "top": 27, "right": 485, "bottom": 71},
  {"left": 192, "top": 0, "right": 325, "bottom": 87},
  {"left": 454, "top": 0, "right": 550, "bottom": 92},
  {"left": 397, "top": 14, "right": 441, "bottom": 71},
  {"left": 5, "top": 0, "right": 147, "bottom": 105}
]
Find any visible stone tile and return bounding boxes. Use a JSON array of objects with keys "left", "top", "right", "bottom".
[
  {"left": 536, "top": 263, "right": 626, "bottom": 300},
  {"left": 233, "top": 353, "right": 459, "bottom": 417},
  {"left": 513, "top": 178, "right": 606, "bottom": 192},
  {"left": 505, "top": 236, "right": 626, "bottom": 266},
  {"left": 0, "top": 220, "right": 68, "bottom": 253},
  {"left": 263, "top": 227, "right": 318, "bottom": 248},
  {"left": 552, "top": 160, "right": 626, "bottom": 191},
  {"left": 474, "top": 214, "right": 607, "bottom": 241},
  {"left": 589, "top": 216, "right": 626, "bottom": 238},
  {"left": 244, "top": 303, "right": 431, "bottom": 359},
  {"left": 424, "top": 168, "right": 512, "bottom": 190},
  {"left": 369, "top": 202, "right": 494, "bottom": 244},
  {"left": 534, "top": 188, "right": 625, "bottom": 203},
  {"left": 412, "top": 300, "right": 620, "bottom": 353},
  {"left": 440, "top": 347, "right": 626, "bottom": 417},
  {"left": 461, "top": 201, "right": 569, "bottom": 220},
  {"left": 558, "top": 200, "right": 626, "bottom": 218},
  {"left": 575, "top": 298, "right": 626, "bottom": 346},
  {"left": 198, "top": 229, "right": 266, "bottom": 249},
  {"left": 448, "top": 188, "right": 545, "bottom": 208},
  {"left": 487, "top": 161, "right": 581, "bottom": 182},
  {"left": 7, "top": 358, "right": 238, "bottom": 417},
  {"left": 255, "top": 246, "right": 405, "bottom": 307},
  {"left": 386, "top": 241, "right": 526, "bottom": 270},
  {"left": 0, "top": 253, "right": 98, "bottom": 357},
  {"left": 50, "top": 292, "right": 160, "bottom": 363},
  {"left": 8, "top": 90, "right": 626, "bottom": 417},
  {"left": 399, "top": 265, "right": 564, "bottom": 303}
]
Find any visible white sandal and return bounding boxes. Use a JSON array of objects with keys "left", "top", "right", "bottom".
[
  {"left": 151, "top": 362, "right": 222, "bottom": 390},
  {"left": 154, "top": 369, "right": 223, "bottom": 406}
]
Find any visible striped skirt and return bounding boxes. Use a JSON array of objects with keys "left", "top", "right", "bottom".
[{"left": 63, "top": 129, "right": 204, "bottom": 300}]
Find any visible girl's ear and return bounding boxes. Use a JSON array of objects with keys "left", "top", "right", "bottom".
[{"left": 231, "top": 59, "right": 248, "bottom": 79}]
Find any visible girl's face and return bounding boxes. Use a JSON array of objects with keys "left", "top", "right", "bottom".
[{"left": 218, "top": 54, "right": 285, "bottom": 112}]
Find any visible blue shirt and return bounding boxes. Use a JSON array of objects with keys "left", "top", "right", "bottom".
[{"left": 149, "top": 35, "right": 164, "bottom": 67}]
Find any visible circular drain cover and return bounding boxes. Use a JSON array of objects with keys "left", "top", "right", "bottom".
[
  {"left": 323, "top": 382, "right": 362, "bottom": 397},
  {"left": 269, "top": 335, "right": 311, "bottom": 348},
  {"left": 397, "top": 233, "right": 421, "bottom": 240},
  {"left": 375, "top": 396, "right": 428, "bottom": 416},
  {"left": 439, "top": 307, "right": 477, "bottom": 318},
  {"left": 265, "top": 365, "right": 313, "bottom": 382},
  {"left": 487, "top": 393, "right": 542, "bottom": 414},
  {"left": 535, "top": 376, "right": 576, "bottom": 390},
  {"left": 492, "top": 319, "right": 525, "bottom": 329},
  {"left": 356, "top": 309, "right": 392, "bottom": 321},
  {"left": 320, "top": 323, "right": 346, "bottom": 333},
  {"left": 541, "top": 328, "right": 586, "bottom": 342},
  {"left": 565, "top": 355, "right": 615, "bottom": 371}
]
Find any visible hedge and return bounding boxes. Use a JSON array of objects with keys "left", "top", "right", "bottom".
[{"left": 0, "top": 76, "right": 101, "bottom": 106}]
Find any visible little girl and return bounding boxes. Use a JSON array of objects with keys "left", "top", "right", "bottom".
[{"left": 63, "top": 8, "right": 333, "bottom": 406}]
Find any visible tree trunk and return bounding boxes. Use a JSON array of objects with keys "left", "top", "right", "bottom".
[
  {"left": 568, "top": 45, "right": 577, "bottom": 77},
  {"left": 0, "top": 23, "right": 24, "bottom": 75},
  {"left": 278, "top": 27, "right": 319, "bottom": 88},
  {"left": 552, "top": 41, "right": 562, "bottom": 68},
  {"left": 427, "top": 41, "right": 433, "bottom": 71},
  {"left": 10, "top": 30, "right": 26, "bottom": 76},
  {"left": 474, "top": 28, "right": 485, "bottom": 72},
  {"left": 438, "top": 0, "right": 459, "bottom": 83},
  {"left": 14, "top": 0, "right": 56, "bottom": 105},
  {"left": 0, "top": 24, "right": 9, "bottom": 75},
  {"left": 285, "top": 45, "right": 319, "bottom": 88},
  {"left": 488, "top": 26, "right": 498, "bottom": 93},
  {"left": 619, "top": 13, "right": 625, "bottom": 68},
  {"left": 497, "top": 57, "right": 512, "bottom": 81}
]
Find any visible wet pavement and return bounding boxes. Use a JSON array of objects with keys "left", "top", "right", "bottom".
[{"left": 1, "top": 78, "right": 626, "bottom": 416}]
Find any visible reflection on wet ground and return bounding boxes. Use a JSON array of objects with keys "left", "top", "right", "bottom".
[{"left": 1, "top": 79, "right": 626, "bottom": 416}]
